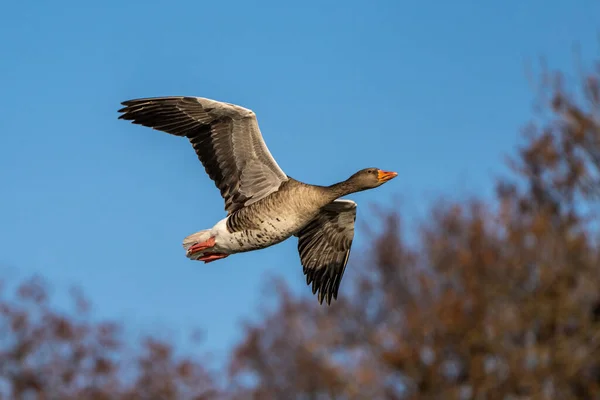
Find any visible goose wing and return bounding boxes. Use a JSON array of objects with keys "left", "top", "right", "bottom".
[
  {"left": 118, "top": 96, "right": 288, "bottom": 214},
  {"left": 296, "top": 199, "right": 357, "bottom": 305}
]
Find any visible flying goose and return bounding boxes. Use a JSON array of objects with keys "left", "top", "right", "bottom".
[{"left": 118, "top": 96, "right": 397, "bottom": 305}]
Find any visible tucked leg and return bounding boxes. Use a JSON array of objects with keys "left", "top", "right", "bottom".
[
  {"left": 187, "top": 237, "right": 216, "bottom": 255},
  {"left": 198, "top": 253, "right": 229, "bottom": 263}
]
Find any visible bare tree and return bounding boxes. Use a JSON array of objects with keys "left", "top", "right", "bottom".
[{"left": 0, "top": 276, "right": 220, "bottom": 399}]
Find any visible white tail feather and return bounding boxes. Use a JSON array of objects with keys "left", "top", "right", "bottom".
[
  {"left": 182, "top": 229, "right": 212, "bottom": 255},
  {"left": 183, "top": 229, "right": 211, "bottom": 260}
]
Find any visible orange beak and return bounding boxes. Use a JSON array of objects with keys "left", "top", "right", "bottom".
[{"left": 377, "top": 170, "right": 398, "bottom": 183}]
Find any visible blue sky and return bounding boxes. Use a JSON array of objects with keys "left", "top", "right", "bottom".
[{"left": 1, "top": 0, "right": 598, "bottom": 365}]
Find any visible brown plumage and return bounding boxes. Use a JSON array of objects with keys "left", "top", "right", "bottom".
[{"left": 118, "top": 96, "right": 397, "bottom": 304}]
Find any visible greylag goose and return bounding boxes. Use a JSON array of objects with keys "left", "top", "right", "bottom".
[{"left": 118, "top": 96, "right": 397, "bottom": 305}]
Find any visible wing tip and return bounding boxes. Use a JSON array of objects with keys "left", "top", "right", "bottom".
[
  {"left": 317, "top": 289, "right": 336, "bottom": 306},
  {"left": 117, "top": 101, "right": 140, "bottom": 120},
  {"left": 307, "top": 270, "right": 339, "bottom": 306}
]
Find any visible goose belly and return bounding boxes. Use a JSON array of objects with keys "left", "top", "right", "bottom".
[{"left": 211, "top": 213, "right": 308, "bottom": 254}]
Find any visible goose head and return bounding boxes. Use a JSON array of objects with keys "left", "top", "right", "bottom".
[{"left": 346, "top": 167, "right": 398, "bottom": 191}]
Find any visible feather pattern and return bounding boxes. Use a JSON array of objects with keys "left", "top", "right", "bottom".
[
  {"left": 296, "top": 199, "right": 357, "bottom": 305},
  {"left": 117, "top": 96, "right": 288, "bottom": 214}
]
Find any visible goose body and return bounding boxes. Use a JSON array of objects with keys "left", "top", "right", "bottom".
[
  {"left": 118, "top": 96, "right": 397, "bottom": 304},
  {"left": 186, "top": 179, "right": 327, "bottom": 256}
]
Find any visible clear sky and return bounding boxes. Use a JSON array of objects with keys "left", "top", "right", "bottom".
[{"left": 1, "top": 0, "right": 598, "bottom": 364}]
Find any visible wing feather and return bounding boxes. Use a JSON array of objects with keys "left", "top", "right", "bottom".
[
  {"left": 118, "top": 96, "right": 288, "bottom": 214},
  {"left": 296, "top": 199, "right": 357, "bottom": 305}
]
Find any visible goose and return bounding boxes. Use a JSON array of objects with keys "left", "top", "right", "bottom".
[{"left": 117, "top": 96, "right": 397, "bottom": 305}]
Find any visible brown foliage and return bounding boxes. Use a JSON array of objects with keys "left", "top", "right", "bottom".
[
  {"left": 228, "top": 59, "right": 600, "bottom": 399},
  {"left": 0, "top": 277, "right": 219, "bottom": 399}
]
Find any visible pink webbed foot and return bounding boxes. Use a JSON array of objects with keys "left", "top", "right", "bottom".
[
  {"left": 198, "top": 253, "right": 229, "bottom": 264},
  {"left": 187, "top": 237, "right": 216, "bottom": 255}
]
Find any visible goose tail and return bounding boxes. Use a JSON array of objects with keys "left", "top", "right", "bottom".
[{"left": 182, "top": 229, "right": 213, "bottom": 257}]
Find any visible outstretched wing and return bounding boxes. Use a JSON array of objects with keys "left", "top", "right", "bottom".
[
  {"left": 118, "top": 96, "right": 288, "bottom": 214},
  {"left": 296, "top": 199, "right": 357, "bottom": 305}
]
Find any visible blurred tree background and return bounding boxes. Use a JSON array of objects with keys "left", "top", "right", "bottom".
[{"left": 1, "top": 55, "right": 599, "bottom": 399}]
